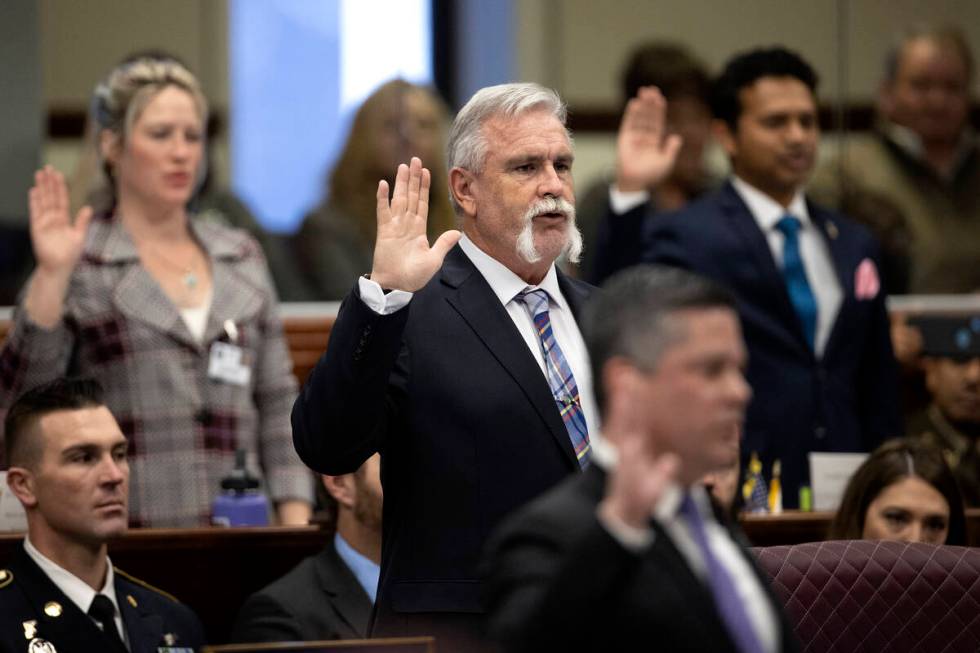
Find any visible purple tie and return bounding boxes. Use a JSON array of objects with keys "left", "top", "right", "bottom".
[
  {"left": 517, "top": 289, "right": 591, "bottom": 468},
  {"left": 679, "top": 492, "right": 765, "bottom": 653}
]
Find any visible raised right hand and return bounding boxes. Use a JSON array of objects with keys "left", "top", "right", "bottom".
[
  {"left": 28, "top": 165, "right": 94, "bottom": 277},
  {"left": 369, "top": 157, "right": 461, "bottom": 292},
  {"left": 614, "top": 86, "right": 683, "bottom": 194}
]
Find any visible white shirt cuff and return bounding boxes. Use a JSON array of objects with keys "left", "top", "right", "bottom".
[
  {"left": 358, "top": 276, "right": 413, "bottom": 315},
  {"left": 608, "top": 185, "right": 651, "bottom": 215},
  {"left": 596, "top": 506, "right": 655, "bottom": 552}
]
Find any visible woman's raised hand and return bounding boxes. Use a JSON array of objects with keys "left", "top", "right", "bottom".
[{"left": 28, "top": 165, "right": 94, "bottom": 277}]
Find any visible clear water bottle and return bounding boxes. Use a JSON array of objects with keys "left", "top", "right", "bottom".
[{"left": 211, "top": 449, "right": 270, "bottom": 527}]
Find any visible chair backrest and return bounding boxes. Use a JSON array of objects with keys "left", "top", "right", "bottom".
[
  {"left": 753, "top": 540, "right": 980, "bottom": 653},
  {"left": 203, "top": 636, "right": 435, "bottom": 653}
]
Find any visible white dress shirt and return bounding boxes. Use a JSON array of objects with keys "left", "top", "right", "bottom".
[
  {"left": 591, "top": 436, "right": 779, "bottom": 653},
  {"left": 731, "top": 176, "right": 842, "bottom": 357},
  {"left": 359, "top": 233, "right": 599, "bottom": 440},
  {"left": 24, "top": 538, "right": 129, "bottom": 649}
]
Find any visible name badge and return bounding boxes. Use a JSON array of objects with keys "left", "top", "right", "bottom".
[{"left": 208, "top": 342, "right": 251, "bottom": 386}]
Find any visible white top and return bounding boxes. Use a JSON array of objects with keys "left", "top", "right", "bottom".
[
  {"left": 359, "top": 234, "right": 598, "bottom": 439},
  {"left": 731, "top": 176, "right": 842, "bottom": 356},
  {"left": 178, "top": 288, "right": 213, "bottom": 342},
  {"left": 591, "top": 436, "right": 778, "bottom": 653},
  {"left": 24, "top": 537, "right": 129, "bottom": 649}
]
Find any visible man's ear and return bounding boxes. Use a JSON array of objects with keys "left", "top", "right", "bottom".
[
  {"left": 6, "top": 467, "right": 38, "bottom": 509},
  {"left": 321, "top": 474, "right": 355, "bottom": 510},
  {"left": 711, "top": 119, "right": 737, "bottom": 159},
  {"left": 99, "top": 129, "right": 121, "bottom": 167},
  {"left": 449, "top": 167, "right": 478, "bottom": 218}
]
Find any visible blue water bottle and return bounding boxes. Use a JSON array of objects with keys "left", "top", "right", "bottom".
[{"left": 211, "top": 449, "right": 270, "bottom": 526}]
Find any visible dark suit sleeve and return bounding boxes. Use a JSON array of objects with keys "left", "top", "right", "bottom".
[
  {"left": 231, "top": 592, "right": 306, "bottom": 644},
  {"left": 642, "top": 215, "right": 695, "bottom": 270},
  {"left": 856, "top": 246, "right": 902, "bottom": 449},
  {"left": 484, "top": 506, "right": 643, "bottom": 653},
  {"left": 590, "top": 198, "right": 653, "bottom": 285},
  {"left": 291, "top": 283, "right": 410, "bottom": 474}
]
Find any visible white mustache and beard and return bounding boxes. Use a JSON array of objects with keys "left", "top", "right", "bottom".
[{"left": 515, "top": 197, "right": 583, "bottom": 265}]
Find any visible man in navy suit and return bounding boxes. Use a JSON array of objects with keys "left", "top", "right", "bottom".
[
  {"left": 642, "top": 47, "right": 901, "bottom": 507},
  {"left": 292, "top": 83, "right": 594, "bottom": 650},
  {"left": 1, "top": 378, "right": 204, "bottom": 653}
]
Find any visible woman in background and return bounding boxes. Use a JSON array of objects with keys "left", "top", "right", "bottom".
[
  {"left": 828, "top": 438, "right": 967, "bottom": 545},
  {"left": 0, "top": 57, "right": 312, "bottom": 527},
  {"left": 292, "top": 79, "right": 455, "bottom": 300}
]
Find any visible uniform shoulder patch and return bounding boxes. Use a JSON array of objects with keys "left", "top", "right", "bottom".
[
  {"left": 113, "top": 567, "right": 180, "bottom": 604},
  {"left": 0, "top": 569, "right": 11, "bottom": 589}
]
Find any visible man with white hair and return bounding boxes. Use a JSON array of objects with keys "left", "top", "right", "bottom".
[{"left": 293, "top": 83, "right": 643, "bottom": 649}]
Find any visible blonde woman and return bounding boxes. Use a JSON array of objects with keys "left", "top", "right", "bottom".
[{"left": 0, "top": 57, "right": 312, "bottom": 527}]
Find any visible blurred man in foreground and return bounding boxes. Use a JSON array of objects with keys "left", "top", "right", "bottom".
[{"left": 485, "top": 265, "right": 796, "bottom": 653}]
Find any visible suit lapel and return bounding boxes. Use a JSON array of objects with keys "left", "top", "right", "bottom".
[
  {"left": 202, "top": 257, "right": 265, "bottom": 345},
  {"left": 808, "top": 201, "right": 853, "bottom": 356},
  {"left": 441, "top": 247, "right": 579, "bottom": 467},
  {"left": 718, "top": 184, "right": 807, "bottom": 344},
  {"left": 95, "top": 218, "right": 201, "bottom": 352},
  {"left": 315, "top": 544, "right": 373, "bottom": 637}
]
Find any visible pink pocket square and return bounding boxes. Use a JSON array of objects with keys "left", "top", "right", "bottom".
[{"left": 854, "top": 258, "right": 880, "bottom": 300}]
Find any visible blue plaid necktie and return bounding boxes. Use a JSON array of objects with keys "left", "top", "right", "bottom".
[
  {"left": 517, "top": 289, "right": 591, "bottom": 468},
  {"left": 679, "top": 493, "right": 765, "bottom": 653},
  {"left": 776, "top": 215, "right": 817, "bottom": 350}
]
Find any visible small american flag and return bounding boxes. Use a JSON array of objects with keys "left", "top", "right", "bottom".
[{"left": 742, "top": 452, "right": 769, "bottom": 514}]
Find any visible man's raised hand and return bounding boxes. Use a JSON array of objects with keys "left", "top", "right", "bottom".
[
  {"left": 370, "top": 157, "right": 461, "bottom": 292},
  {"left": 615, "top": 86, "right": 683, "bottom": 194}
]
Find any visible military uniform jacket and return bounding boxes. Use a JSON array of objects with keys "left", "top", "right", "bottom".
[{"left": 0, "top": 545, "right": 205, "bottom": 653}]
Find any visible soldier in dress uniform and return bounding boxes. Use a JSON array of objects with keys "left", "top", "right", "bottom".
[{"left": 0, "top": 378, "right": 204, "bottom": 652}]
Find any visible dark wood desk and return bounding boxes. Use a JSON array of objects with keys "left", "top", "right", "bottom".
[{"left": 740, "top": 507, "right": 980, "bottom": 546}]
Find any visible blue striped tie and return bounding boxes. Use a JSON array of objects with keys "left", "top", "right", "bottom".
[
  {"left": 776, "top": 215, "right": 818, "bottom": 350},
  {"left": 518, "top": 289, "right": 591, "bottom": 468}
]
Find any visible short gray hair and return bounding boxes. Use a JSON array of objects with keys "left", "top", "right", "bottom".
[
  {"left": 447, "top": 82, "right": 568, "bottom": 174},
  {"left": 583, "top": 265, "right": 736, "bottom": 413}
]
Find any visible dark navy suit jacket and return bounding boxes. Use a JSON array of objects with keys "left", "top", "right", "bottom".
[
  {"left": 292, "top": 245, "right": 592, "bottom": 649},
  {"left": 484, "top": 464, "right": 798, "bottom": 653},
  {"left": 643, "top": 182, "right": 901, "bottom": 506}
]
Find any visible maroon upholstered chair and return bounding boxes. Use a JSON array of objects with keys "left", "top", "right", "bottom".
[{"left": 753, "top": 540, "right": 980, "bottom": 653}]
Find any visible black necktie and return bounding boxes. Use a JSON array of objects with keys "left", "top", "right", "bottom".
[{"left": 88, "top": 594, "right": 126, "bottom": 650}]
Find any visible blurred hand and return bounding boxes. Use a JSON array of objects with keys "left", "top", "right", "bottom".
[
  {"left": 614, "top": 86, "right": 683, "bottom": 194},
  {"left": 369, "top": 157, "right": 461, "bottom": 292},
  {"left": 598, "top": 367, "right": 679, "bottom": 529},
  {"left": 28, "top": 165, "right": 93, "bottom": 278}
]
